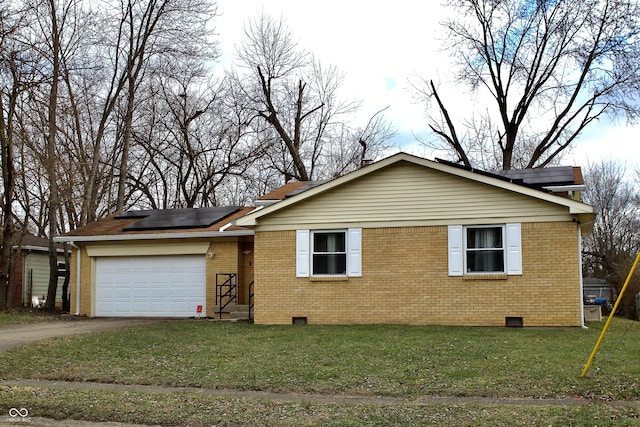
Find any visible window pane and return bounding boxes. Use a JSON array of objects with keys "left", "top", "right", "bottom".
[
  {"left": 313, "top": 232, "right": 346, "bottom": 252},
  {"left": 313, "top": 254, "right": 347, "bottom": 275},
  {"left": 467, "top": 227, "right": 502, "bottom": 249},
  {"left": 467, "top": 250, "right": 504, "bottom": 273}
]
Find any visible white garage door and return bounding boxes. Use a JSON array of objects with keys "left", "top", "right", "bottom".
[{"left": 95, "top": 255, "right": 206, "bottom": 317}]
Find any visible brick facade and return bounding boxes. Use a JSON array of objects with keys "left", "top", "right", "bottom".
[{"left": 254, "top": 222, "right": 581, "bottom": 326}]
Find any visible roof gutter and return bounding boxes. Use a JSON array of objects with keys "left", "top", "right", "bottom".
[
  {"left": 543, "top": 184, "right": 587, "bottom": 192},
  {"left": 54, "top": 229, "right": 254, "bottom": 243},
  {"left": 12, "top": 244, "right": 67, "bottom": 253}
]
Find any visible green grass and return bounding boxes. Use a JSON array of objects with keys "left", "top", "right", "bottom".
[
  {"left": 1, "top": 317, "right": 639, "bottom": 425},
  {"left": 0, "top": 308, "right": 56, "bottom": 324}
]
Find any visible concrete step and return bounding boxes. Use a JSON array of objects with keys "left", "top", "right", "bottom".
[
  {"left": 212, "top": 304, "right": 252, "bottom": 320},
  {"left": 213, "top": 304, "right": 249, "bottom": 313},
  {"left": 229, "top": 310, "right": 253, "bottom": 319}
]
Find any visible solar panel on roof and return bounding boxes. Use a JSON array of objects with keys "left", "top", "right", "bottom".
[
  {"left": 497, "top": 166, "right": 575, "bottom": 186},
  {"left": 121, "top": 207, "right": 241, "bottom": 231},
  {"left": 116, "top": 208, "right": 202, "bottom": 219}
]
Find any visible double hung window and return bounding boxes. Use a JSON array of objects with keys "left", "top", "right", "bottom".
[
  {"left": 465, "top": 226, "right": 505, "bottom": 273},
  {"left": 448, "top": 223, "right": 522, "bottom": 276},
  {"left": 296, "top": 228, "right": 362, "bottom": 277},
  {"left": 312, "top": 231, "right": 347, "bottom": 275}
]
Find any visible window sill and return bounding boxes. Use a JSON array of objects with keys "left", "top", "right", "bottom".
[
  {"left": 309, "top": 275, "right": 349, "bottom": 282},
  {"left": 463, "top": 273, "right": 508, "bottom": 280}
]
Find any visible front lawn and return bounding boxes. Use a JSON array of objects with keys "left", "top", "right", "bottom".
[
  {"left": 0, "top": 308, "right": 57, "bottom": 325},
  {"left": 1, "top": 318, "right": 639, "bottom": 426}
]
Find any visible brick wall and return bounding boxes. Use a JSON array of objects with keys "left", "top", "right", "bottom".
[
  {"left": 254, "top": 222, "right": 581, "bottom": 326},
  {"left": 69, "top": 246, "right": 92, "bottom": 316},
  {"left": 206, "top": 238, "right": 239, "bottom": 316}
]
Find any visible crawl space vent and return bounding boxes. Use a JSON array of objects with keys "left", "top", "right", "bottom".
[
  {"left": 505, "top": 317, "right": 523, "bottom": 327},
  {"left": 292, "top": 317, "right": 307, "bottom": 325}
]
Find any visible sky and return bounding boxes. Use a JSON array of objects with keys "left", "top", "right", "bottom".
[{"left": 214, "top": 0, "right": 639, "bottom": 172}]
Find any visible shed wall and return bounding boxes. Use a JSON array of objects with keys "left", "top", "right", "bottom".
[{"left": 23, "top": 252, "right": 65, "bottom": 307}]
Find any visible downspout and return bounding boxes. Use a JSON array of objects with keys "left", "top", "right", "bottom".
[{"left": 578, "top": 220, "right": 595, "bottom": 329}]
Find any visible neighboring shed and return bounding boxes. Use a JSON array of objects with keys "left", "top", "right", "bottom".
[
  {"left": 236, "top": 152, "right": 595, "bottom": 327},
  {"left": 10, "top": 233, "right": 67, "bottom": 308},
  {"left": 583, "top": 277, "right": 616, "bottom": 305}
]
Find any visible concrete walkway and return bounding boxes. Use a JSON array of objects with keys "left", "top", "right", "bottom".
[
  {"left": 1, "top": 378, "right": 639, "bottom": 426},
  {"left": 6, "top": 378, "right": 628, "bottom": 408}
]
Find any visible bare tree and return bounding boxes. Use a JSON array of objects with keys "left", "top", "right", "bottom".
[
  {"left": 112, "top": 0, "right": 219, "bottom": 212},
  {"left": 232, "top": 13, "right": 388, "bottom": 182},
  {"left": 128, "top": 67, "right": 258, "bottom": 209},
  {"left": 417, "top": 0, "right": 640, "bottom": 170},
  {"left": 0, "top": 2, "right": 29, "bottom": 309},
  {"left": 77, "top": 0, "right": 218, "bottom": 222},
  {"left": 24, "top": 0, "right": 82, "bottom": 310},
  {"left": 582, "top": 160, "right": 640, "bottom": 316}
]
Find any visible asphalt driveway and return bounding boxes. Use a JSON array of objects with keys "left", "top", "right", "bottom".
[{"left": 0, "top": 318, "right": 161, "bottom": 352}]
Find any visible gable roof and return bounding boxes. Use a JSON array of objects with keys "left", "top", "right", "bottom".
[
  {"left": 236, "top": 152, "right": 594, "bottom": 227},
  {"left": 56, "top": 206, "right": 255, "bottom": 243}
]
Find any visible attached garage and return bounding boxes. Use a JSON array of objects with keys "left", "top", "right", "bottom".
[
  {"left": 55, "top": 205, "right": 256, "bottom": 318},
  {"left": 95, "top": 255, "right": 206, "bottom": 317}
]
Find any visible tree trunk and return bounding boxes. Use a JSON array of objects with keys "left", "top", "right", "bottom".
[
  {"left": 45, "top": 0, "right": 61, "bottom": 311},
  {"left": 0, "top": 69, "right": 17, "bottom": 310}
]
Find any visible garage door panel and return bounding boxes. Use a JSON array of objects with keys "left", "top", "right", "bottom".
[
  {"left": 168, "top": 288, "right": 186, "bottom": 298},
  {"left": 115, "top": 288, "right": 130, "bottom": 298},
  {"left": 96, "top": 255, "right": 206, "bottom": 317},
  {"left": 131, "top": 288, "right": 149, "bottom": 298}
]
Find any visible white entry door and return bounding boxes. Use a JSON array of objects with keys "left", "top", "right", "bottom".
[{"left": 95, "top": 255, "right": 206, "bottom": 317}]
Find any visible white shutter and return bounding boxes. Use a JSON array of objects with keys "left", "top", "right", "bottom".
[
  {"left": 505, "top": 223, "right": 522, "bottom": 275},
  {"left": 347, "top": 228, "right": 362, "bottom": 277},
  {"left": 448, "top": 225, "right": 464, "bottom": 276},
  {"left": 296, "top": 230, "right": 310, "bottom": 277}
]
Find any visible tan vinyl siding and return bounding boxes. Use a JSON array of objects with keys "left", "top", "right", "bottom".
[{"left": 256, "top": 162, "right": 571, "bottom": 229}]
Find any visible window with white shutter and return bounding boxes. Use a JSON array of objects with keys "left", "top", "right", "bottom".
[
  {"left": 448, "top": 224, "right": 522, "bottom": 276},
  {"left": 296, "top": 228, "right": 362, "bottom": 277}
]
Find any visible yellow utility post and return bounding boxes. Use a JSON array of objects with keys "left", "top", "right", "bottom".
[{"left": 581, "top": 251, "right": 640, "bottom": 377}]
